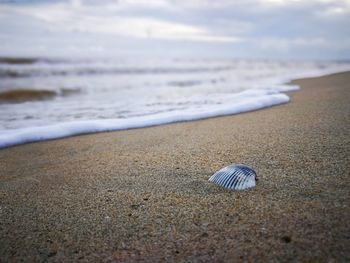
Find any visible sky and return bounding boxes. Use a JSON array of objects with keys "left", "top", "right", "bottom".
[{"left": 0, "top": 0, "right": 349, "bottom": 59}]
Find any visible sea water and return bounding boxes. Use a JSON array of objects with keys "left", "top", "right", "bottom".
[{"left": 0, "top": 57, "right": 349, "bottom": 148}]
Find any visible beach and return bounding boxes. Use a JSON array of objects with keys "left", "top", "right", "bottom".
[{"left": 0, "top": 71, "right": 349, "bottom": 262}]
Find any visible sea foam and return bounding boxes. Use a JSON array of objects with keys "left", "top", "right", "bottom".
[
  {"left": 0, "top": 58, "right": 349, "bottom": 149},
  {"left": 0, "top": 90, "right": 290, "bottom": 148}
]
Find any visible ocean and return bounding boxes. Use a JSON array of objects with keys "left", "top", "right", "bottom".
[{"left": 1, "top": 57, "right": 350, "bottom": 148}]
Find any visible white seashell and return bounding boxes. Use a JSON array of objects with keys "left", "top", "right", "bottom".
[{"left": 209, "top": 164, "right": 256, "bottom": 190}]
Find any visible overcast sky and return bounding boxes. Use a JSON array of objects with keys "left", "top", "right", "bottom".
[{"left": 0, "top": 0, "right": 349, "bottom": 59}]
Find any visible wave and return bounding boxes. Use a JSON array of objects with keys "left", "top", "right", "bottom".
[
  {"left": 0, "top": 88, "right": 80, "bottom": 103},
  {"left": 1, "top": 57, "right": 349, "bottom": 149},
  {"left": 0, "top": 88, "right": 293, "bottom": 149},
  {"left": 0, "top": 89, "right": 56, "bottom": 103},
  {"left": 1, "top": 57, "right": 350, "bottom": 79},
  {"left": 0, "top": 66, "right": 232, "bottom": 78}
]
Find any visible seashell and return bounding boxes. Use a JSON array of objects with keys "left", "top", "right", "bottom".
[{"left": 208, "top": 164, "right": 256, "bottom": 190}]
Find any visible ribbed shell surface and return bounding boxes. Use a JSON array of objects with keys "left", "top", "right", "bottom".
[{"left": 208, "top": 164, "right": 256, "bottom": 190}]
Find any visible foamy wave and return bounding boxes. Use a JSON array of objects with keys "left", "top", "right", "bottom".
[
  {"left": 0, "top": 90, "right": 290, "bottom": 149},
  {"left": 1, "top": 57, "right": 349, "bottom": 149}
]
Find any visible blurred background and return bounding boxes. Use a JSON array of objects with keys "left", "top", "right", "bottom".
[
  {"left": 1, "top": 0, "right": 350, "bottom": 147},
  {"left": 1, "top": 0, "right": 349, "bottom": 59}
]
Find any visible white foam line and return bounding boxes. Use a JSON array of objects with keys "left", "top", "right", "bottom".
[{"left": 0, "top": 93, "right": 289, "bottom": 149}]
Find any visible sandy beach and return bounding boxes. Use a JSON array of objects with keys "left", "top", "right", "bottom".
[{"left": 0, "top": 72, "right": 349, "bottom": 262}]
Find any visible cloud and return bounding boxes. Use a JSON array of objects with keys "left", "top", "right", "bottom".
[
  {"left": 0, "top": 0, "right": 349, "bottom": 59},
  {"left": 258, "top": 37, "right": 328, "bottom": 51},
  {"left": 0, "top": 1, "right": 241, "bottom": 42}
]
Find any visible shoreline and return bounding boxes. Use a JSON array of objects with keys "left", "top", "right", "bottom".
[
  {"left": 3, "top": 69, "right": 350, "bottom": 150},
  {"left": 1, "top": 72, "right": 349, "bottom": 262}
]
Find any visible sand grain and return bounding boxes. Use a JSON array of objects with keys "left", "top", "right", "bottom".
[{"left": 0, "top": 72, "right": 349, "bottom": 262}]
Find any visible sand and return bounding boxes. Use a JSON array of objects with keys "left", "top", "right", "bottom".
[{"left": 0, "top": 72, "right": 349, "bottom": 262}]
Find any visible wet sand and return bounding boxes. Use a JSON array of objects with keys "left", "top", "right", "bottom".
[{"left": 0, "top": 72, "right": 349, "bottom": 262}]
